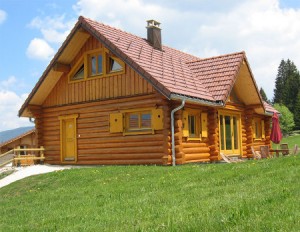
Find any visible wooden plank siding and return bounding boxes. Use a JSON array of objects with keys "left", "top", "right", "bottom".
[
  {"left": 41, "top": 93, "right": 171, "bottom": 165},
  {"left": 43, "top": 36, "right": 154, "bottom": 107}
]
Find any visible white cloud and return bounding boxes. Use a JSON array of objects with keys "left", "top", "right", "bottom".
[
  {"left": 40, "top": 28, "right": 70, "bottom": 44},
  {"left": 28, "top": 15, "right": 75, "bottom": 44},
  {"left": 26, "top": 38, "right": 55, "bottom": 60},
  {"left": 1, "top": 76, "right": 17, "bottom": 89},
  {"left": 73, "top": 0, "right": 177, "bottom": 35},
  {"left": 187, "top": 0, "right": 300, "bottom": 99},
  {"left": 0, "top": 9, "right": 7, "bottom": 24},
  {"left": 0, "top": 90, "right": 33, "bottom": 131},
  {"left": 26, "top": 15, "right": 75, "bottom": 61}
]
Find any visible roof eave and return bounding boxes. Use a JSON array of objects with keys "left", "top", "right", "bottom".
[
  {"left": 170, "top": 93, "right": 223, "bottom": 107},
  {"left": 18, "top": 20, "right": 84, "bottom": 117},
  {"left": 242, "top": 56, "right": 266, "bottom": 112}
]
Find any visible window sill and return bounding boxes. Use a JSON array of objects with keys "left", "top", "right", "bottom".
[
  {"left": 123, "top": 129, "right": 154, "bottom": 136},
  {"left": 69, "top": 71, "right": 125, "bottom": 83},
  {"left": 187, "top": 137, "right": 201, "bottom": 141}
]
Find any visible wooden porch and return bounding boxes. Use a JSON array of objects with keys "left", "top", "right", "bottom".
[{"left": 0, "top": 146, "right": 45, "bottom": 167}]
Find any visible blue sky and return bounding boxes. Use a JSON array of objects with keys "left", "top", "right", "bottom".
[{"left": 0, "top": 0, "right": 300, "bottom": 131}]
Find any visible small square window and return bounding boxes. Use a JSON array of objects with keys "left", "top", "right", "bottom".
[{"left": 126, "top": 112, "right": 152, "bottom": 132}]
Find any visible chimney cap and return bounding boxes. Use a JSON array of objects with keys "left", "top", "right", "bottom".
[{"left": 146, "top": 19, "right": 161, "bottom": 29}]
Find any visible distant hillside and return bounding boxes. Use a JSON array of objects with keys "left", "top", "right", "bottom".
[{"left": 0, "top": 126, "right": 35, "bottom": 144}]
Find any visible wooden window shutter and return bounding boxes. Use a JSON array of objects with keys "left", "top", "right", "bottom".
[
  {"left": 261, "top": 120, "right": 265, "bottom": 139},
  {"left": 182, "top": 111, "right": 189, "bottom": 137},
  {"left": 109, "top": 113, "right": 123, "bottom": 133},
  {"left": 152, "top": 108, "right": 164, "bottom": 130},
  {"left": 201, "top": 112, "right": 208, "bottom": 137}
]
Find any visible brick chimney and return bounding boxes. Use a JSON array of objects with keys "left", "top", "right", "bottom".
[{"left": 146, "top": 20, "right": 162, "bottom": 50}]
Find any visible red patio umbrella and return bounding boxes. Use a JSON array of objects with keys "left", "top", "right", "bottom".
[{"left": 270, "top": 112, "right": 282, "bottom": 144}]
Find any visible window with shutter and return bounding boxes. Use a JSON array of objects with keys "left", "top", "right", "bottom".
[{"left": 182, "top": 109, "right": 207, "bottom": 140}]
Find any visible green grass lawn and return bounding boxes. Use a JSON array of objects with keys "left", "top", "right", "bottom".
[
  {"left": 0, "top": 156, "right": 299, "bottom": 231},
  {"left": 0, "top": 170, "right": 14, "bottom": 180},
  {"left": 280, "top": 134, "right": 300, "bottom": 148}
]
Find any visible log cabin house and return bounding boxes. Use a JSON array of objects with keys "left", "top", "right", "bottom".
[
  {"left": 19, "top": 16, "right": 277, "bottom": 165},
  {"left": 0, "top": 128, "right": 36, "bottom": 154},
  {"left": 0, "top": 128, "right": 37, "bottom": 166}
]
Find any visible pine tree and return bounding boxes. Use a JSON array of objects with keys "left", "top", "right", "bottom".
[
  {"left": 294, "top": 92, "right": 300, "bottom": 130},
  {"left": 259, "top": 87, "right": 269, "bottom": 103},
  {"left": 273, "top": 59, "right": 286, "bottom": 104},
  {"left": 273, "top": 59, "right": 300, "bottom": 114}
]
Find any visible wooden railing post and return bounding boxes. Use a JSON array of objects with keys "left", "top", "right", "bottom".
[
  {"left": 16, "top": 146, "right": 21, "bottom": 167},
  {"left": 40, "top": 146, "right": 44, "bottom": 165}
]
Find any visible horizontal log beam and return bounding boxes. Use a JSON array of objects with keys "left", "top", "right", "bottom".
[
  {"left": 52, "top": 62, "right": 71, "bottom": 73},
  {"left": 183, "top": 147, "right": 210, "bottom": 154},
  {"left": 185, "top": 153, "right": 210, "bottom": 161},
  {"left": 78, "top": 153, "right": 164, "bottom": 160}
]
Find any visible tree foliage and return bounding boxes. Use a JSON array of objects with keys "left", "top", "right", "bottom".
[
  {"left": 259, "top": 87, "right": 269, "bottom": 103},
  {"left": 294, "top": 92, "right": 300, "bottom": 130},
  {"left": 273, "top": 59, "right": 300, "bottom": 130},
  {"left": 274, "top": 103, "right": 295, "bottom": 135},
  {"left": 273, "top": 60, "right": 286, "bottom": 104}
]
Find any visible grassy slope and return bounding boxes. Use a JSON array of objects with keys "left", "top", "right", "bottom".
[
  {"left": 280, "top": 134, "right": 300, "bottom": 147},
  {"left": 0, "top": 156, "right": 299, "bottom": 232}
]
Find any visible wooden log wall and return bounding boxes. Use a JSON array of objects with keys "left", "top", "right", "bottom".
[
  {"left": 41, "top": 93, "right": 170, "bottom": 165},
  {"left": 173, "top": 109, "right": 184, "bottom": 164},
  {"left": 27, "top": 106, "right": 43, "bottom": 147},
  {"left": 208, "top": 108, "right": 219, "bottom": 161},
  {"left": 43, "top": 36, "right": 155, "bottom": 107},
  {"left": 240, "top": 110, "right": 248, "bottom": 158},
  {"left": 264, "top": 117, "right": 271, "bottom": 146},
  {"left": 180, "top": 105, "right": 211, "bottom": 163},
  {"left": 163, "top": 104, "right": 172, "bottom": 165},
  {"left": 245, "top": 108, "right": 254, "bottom": 158},
  {"left": 245, "top": 108, "right": 272, "bottom": 158},
  {"left": 251, "top": 115, "right": 271, "bottom": 152}
]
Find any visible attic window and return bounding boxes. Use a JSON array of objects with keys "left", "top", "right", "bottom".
[
  {"left": 89, "top": 53, "right": 103, "bottom": 77},
  {"left": 70, "top": 61, "right": 84, "bottom": 81},
  {"left": 68, "top": 49, "right": 125, "bottom": 82},
  {"left": 108, "top": 56, "right": 123, "bottom": 73}
]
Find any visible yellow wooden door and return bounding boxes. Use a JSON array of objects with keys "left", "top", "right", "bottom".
[
  {"left": 219, "top": 113, "right": 241, "bottom": 155},
  {"left": 61, "top": 117, "right": 77, "bottom": 162}
]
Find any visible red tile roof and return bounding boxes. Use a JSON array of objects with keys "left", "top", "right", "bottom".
[
  {"left": 81, "top": 17, "right": 247, "bottom": 103},
  {"left": 263, "top": 101, "right": 279, "bottom": 114},
  {"left": 19, "top": 16, "right": 266, "bottom": 116},
  {"left": 187, "top": 52, "right": 245, "bottom": 102}
]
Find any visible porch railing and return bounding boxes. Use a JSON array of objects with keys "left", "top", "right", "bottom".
[
  {"left": 0, "top": 149, "right": 14, "bottom": 167},
  {"left": 0, "top": 146, "right": 45, "bottom": 167}
]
